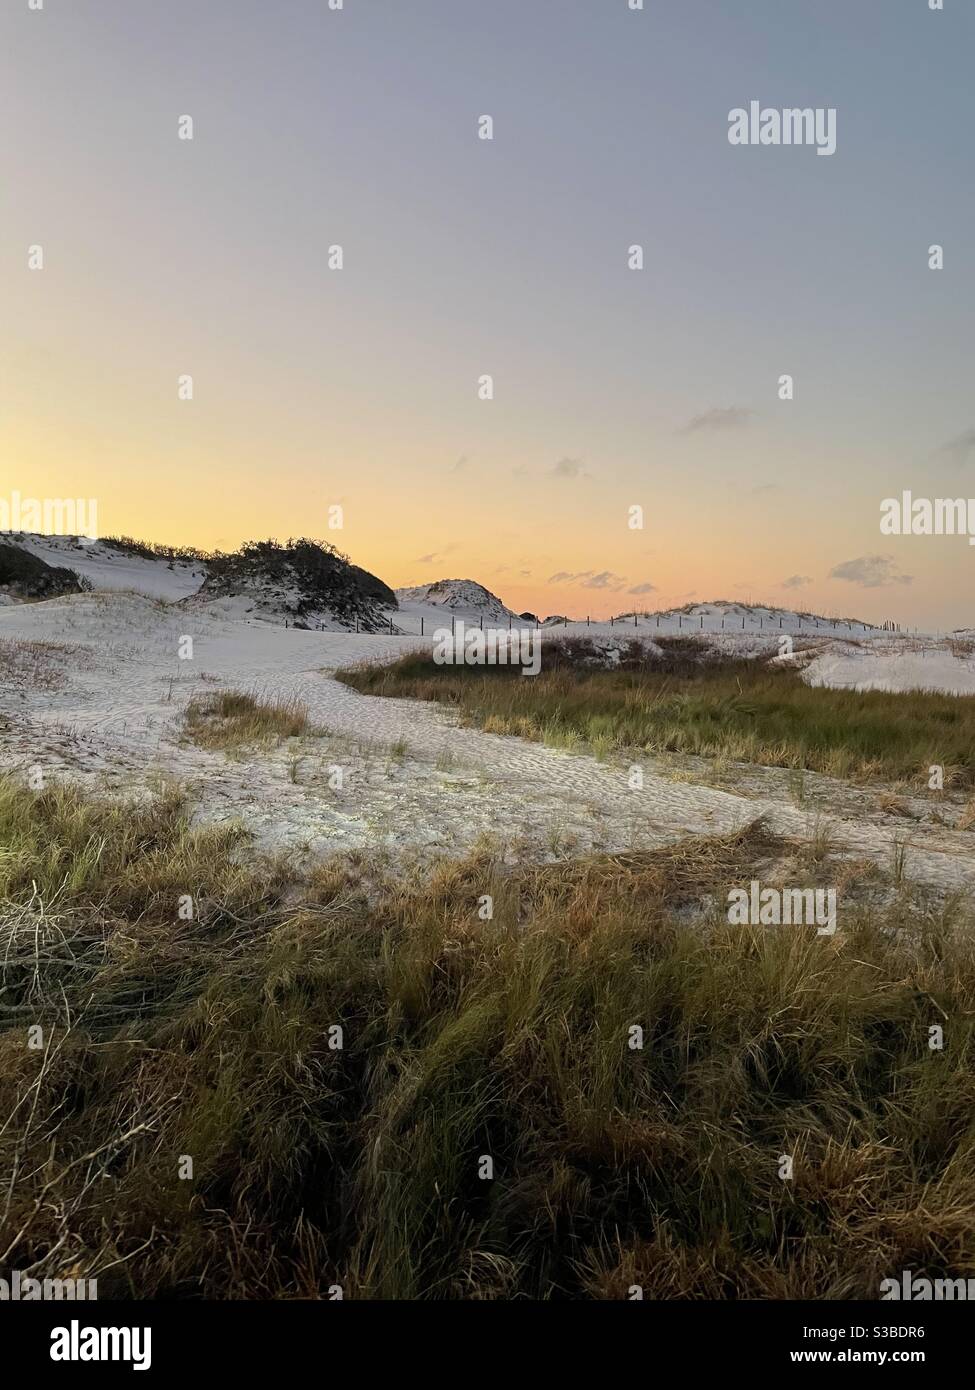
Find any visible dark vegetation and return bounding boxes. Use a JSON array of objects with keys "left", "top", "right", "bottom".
[
  {"left": 348, "top": 563, "right": 397, "bottom": 609},
  {"left": 2, "top": 781, "right": 973, "bottom": 1299},
  {"left": 0, "top": 543, "right": 91, "bottom": 600},
  {"left": 201, "top": 538, "right": 393, "bottom": 629}
]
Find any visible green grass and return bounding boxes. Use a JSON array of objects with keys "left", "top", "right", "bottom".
[
  {"left": 337, "top": 644, "right": 975, "bottom": 787},
  {"left": 2, "top": 779, "right": 974, "bottom": 1299}
]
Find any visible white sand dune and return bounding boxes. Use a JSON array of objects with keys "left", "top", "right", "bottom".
[
  {"left": 7, "top": 532, "right": 206, "bottom": 600},
  {"left": 2, "top": 591, "right": 974, "bottom": 892}
]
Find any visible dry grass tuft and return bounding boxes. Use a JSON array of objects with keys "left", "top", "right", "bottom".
[{"left": 184, "top": 689, "right": 310, "bottom": 750}]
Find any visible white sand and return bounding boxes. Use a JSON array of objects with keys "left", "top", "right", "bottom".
[{"left": 2, "top": 591, "right": 974, "bottom": 892}]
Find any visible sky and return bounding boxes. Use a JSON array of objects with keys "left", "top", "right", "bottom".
[{"left": 2, "top": 0, "right": 973, "bottom": 627}]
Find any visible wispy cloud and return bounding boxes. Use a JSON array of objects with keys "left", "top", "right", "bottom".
[
  {"left": 829, "top": 555, "right": 913, "bottom": 588},
  {"left": 627, "top": 581, "right": 656, "bottom": 595},
  {"left": 449, "top": 454, "right": 470, "bottom": 473},
  {"left": 415, "top": 545, "right": 458, "bottom": 565},
  {"left": 781, "top": 574, "right": 813, "bottom": 589},
  {"left": 548, "top": 569, "right": 627, "bottom": 591},
  {"left": 682, "top": 407, "right": 752, "bottom": 434},
  {"left": 551, "top": 456, "right": 587, "bottom": 479},
  {"left": 582, "top": 571, "right": 626, "bottom": 591},
  {"left": 937, "top": 428, "right": 975, "bottom": 465}
]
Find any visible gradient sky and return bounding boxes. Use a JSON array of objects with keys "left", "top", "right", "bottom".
[{"left": 2, "top": 0, "right": 973, "bottom": 626}]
